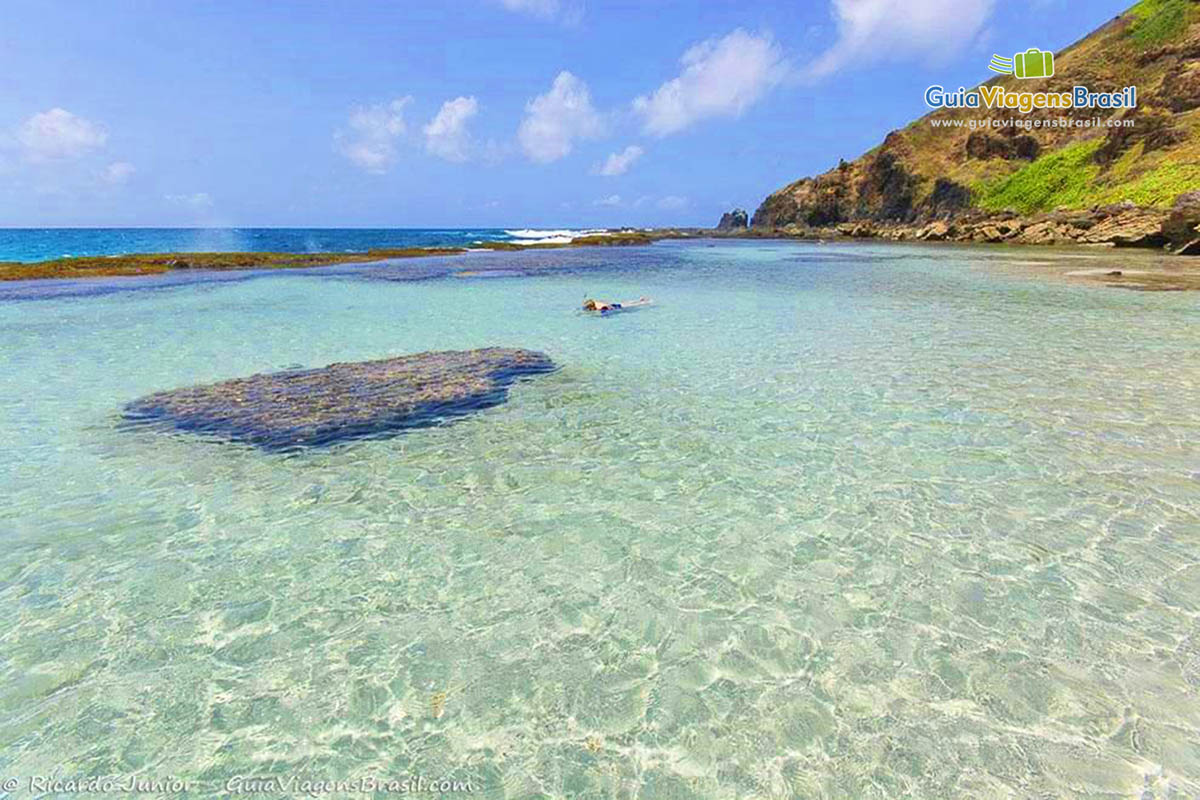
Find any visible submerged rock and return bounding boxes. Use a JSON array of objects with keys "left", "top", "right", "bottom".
[{"left": 123, "top": 348, "right": 556, "bottom": 450}]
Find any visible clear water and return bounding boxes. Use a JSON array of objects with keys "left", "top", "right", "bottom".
[
  {"left": 1, "top": 240, "right": 1198, "bottom": 799},
  {"left": 0, "top": 228, "right": 560, "bottom": 263}
]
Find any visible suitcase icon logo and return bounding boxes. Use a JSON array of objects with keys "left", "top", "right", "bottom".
[{"left": 989, "top": 48, "right": 1054, "bottom": 79}]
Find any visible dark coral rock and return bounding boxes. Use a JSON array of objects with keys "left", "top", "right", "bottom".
[{"left": 123, "top": 348, "right": 557, "bottom": 450}]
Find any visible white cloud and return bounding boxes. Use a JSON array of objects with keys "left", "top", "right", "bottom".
[
  {"left": 17, "top": 108, "right": 108, "bottom": 161},
  {"left": 518, "top": 72, "right": 604, "bottom": 163},
  {"left": 593, "top": 194, "right": 622, "bottom": 207},
  {"left": 102, "top": 161, "right": 135, "bottom": 185},
  {"left": 335, "top": 98, "right": 411, "bottom": 173},
  {"left": 165, "top": 192, "right": 213, "bottom": 209},
  {"left": 498, "top": 0, "right": 558, "bottom": 16},
  {"left": 657, "top": 195, "right": 688, "bottom": 210},
  {"left": 593, "top": 145, "right": 644, "bottom": 176},
  {"left": 495, "top": 0, "right": 582, "bottom": 24},
  {"left": 423, "top": 96, "right": 479, "bottom": 162},
  {"left": 634, "top": 30, "right": 788, "bottom": 137},
  {"left": 808, "top": 0, "right": 995, "bottom": 78}
]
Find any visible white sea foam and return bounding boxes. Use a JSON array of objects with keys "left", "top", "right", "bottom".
[{"left": 503, "top": 228, "right": 608, "bottom": 245}]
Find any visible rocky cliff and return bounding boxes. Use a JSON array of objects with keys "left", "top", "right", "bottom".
[{"left": 752, "top": 0, "right": 1200, "bottom": 250}]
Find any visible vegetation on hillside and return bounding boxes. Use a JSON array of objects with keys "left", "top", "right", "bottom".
[
  {"left": 1129, "top": 0, "right": 1192, "bottom": 47},
  {"left": 753, "top": 0, "right": 1200, "bottom": 227},
  {"left": 977, "top": 140, "right": 1104, "bottom": 213}
]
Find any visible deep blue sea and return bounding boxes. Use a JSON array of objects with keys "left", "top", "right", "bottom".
[{"left": 0, "top": 227, "right": 603, "bottom": 262}]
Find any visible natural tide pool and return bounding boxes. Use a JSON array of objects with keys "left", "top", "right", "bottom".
[{"left": 1, "top": 239, "right": 1198, "bottom": 799}]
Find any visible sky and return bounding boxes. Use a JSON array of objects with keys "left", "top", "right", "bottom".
[{"left": 0, "top": 0, "right": 1134, "bottom": 228}]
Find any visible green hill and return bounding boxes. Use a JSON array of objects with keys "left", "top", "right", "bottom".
[{"left": 752, "top": 0, "right": 1200, "bottom": 247}]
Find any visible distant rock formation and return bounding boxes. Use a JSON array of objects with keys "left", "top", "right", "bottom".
[
  {"left": 716, "top": 208, "right": 748, "bottom": 230},
  {"left": 123, "top": 348, "right": 556, "bottom": 450}
]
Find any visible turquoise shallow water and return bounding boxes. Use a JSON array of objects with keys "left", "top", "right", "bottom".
[{"left": 1, "top": 240, "right": 1199, "bottom": 798}]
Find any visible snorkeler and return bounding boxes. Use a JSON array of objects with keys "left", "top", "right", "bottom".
[{"left": 582, "top": 296, "right": 651, "bottom": 313}]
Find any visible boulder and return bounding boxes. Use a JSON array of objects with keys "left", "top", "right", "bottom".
[
  {"left": 1048, "top": 209, "right": 1099, "bottom": 230},
  {"left": 917, "top": 221, "right": 951, "bottom": 241},
  {"left": 975, "top": 225, "right": 1009, "bottom": 243},
  {"left": 716, "top": 208, "right": 749, "bottom": 230},
  {"left": 1078, "top": 208, "right": 1168, "bottom": 248},
  {"left": 1015, "top": 221, "right": 1071, "bottom": 245},
  {"left": 1163, "top": 191, "right": 1200, "bottom": 251},
  {"left": 123, "top": 348, "right": 557, "bottom": 450}
]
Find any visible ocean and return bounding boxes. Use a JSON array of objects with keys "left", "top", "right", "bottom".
[
  {"left": 1, "top": 237, "right": 1199, "bottom": 797},
  {"left": 0, "top": 227, "right": 611, "bottom": 263}
]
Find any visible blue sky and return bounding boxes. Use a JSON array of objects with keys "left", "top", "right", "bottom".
[{"left": 0, "top": 0, "right": 1132, "bottom": 228}]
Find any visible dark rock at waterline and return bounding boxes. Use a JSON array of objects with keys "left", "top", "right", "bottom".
[
  {"left": 1164, "top": 191, "right": 1200, "bottom": 253},
  {"left": 123, "top": 348, "right": 556, "bottom": 450},
  {"left": 716, "top": 208, "right": 749, "bottom": 230},
  {"left": 1176, "top": 238, "right": 1200, "bottom": 256}
]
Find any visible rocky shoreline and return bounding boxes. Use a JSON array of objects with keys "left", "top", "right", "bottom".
[
  {"left": 751, "top": 203, "right": 1196, "bottom": 254},
  {"left": 3, "top": 212, "right": 1199, "bottom": 291},
  {"left": 712, "top": 192, "right": 1200, "bottom": 255}
]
